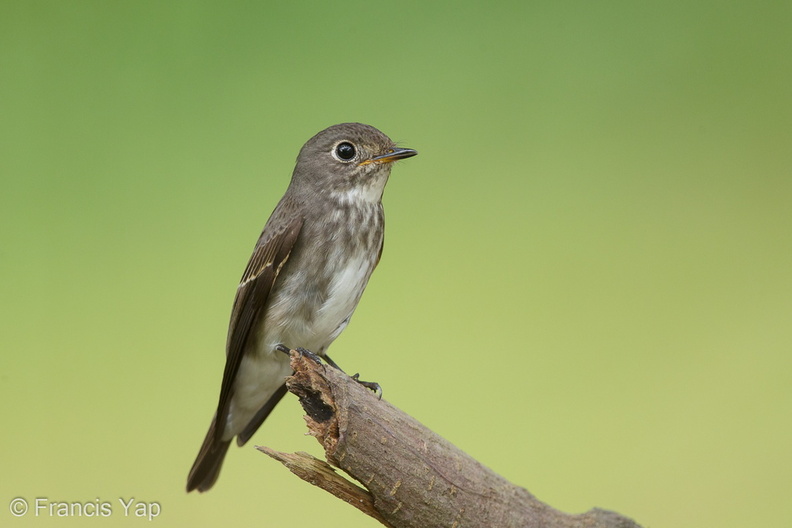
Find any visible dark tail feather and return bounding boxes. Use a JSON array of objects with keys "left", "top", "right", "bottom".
[
  {"left": 187, "top": 415, "right": 231, "bottom": 493},
  {"left": 188, "top": 384, "right": 288, "bottom": 491},
  {"left": 236, "top": 383, "right": 288, "bottom": 446}
]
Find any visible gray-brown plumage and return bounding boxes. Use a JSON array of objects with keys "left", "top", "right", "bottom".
[{"left": 187, "top": 123, "right": 417, "bottom": 492}]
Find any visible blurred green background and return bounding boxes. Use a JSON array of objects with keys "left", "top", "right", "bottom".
[{"left": 2, "top": 1, "right": 790, "bottom": 526}]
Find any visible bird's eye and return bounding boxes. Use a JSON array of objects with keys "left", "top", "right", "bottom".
[{"left": 334, "top": 142, "right": 356, "bottom": 161}]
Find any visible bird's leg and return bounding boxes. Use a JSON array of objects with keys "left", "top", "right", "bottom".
[
  {"left": 276, "top": 345, "right": 382, "bottom": 398},
  {"left": 325, "top": 354, "right": 383, "bottom": 399},
  {"left": 275, "top": 344, "right": 321, "bottom": 365},
  {"left": 351, "top": 374, "right": 383, "bottom": 399},
  {"left": 322, "top": 354, "right": 342, "bottom": 370}
]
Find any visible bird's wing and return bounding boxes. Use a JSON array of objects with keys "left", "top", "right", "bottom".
[{"left": 213, "top": 209, "right": 303, "bottom": 441}]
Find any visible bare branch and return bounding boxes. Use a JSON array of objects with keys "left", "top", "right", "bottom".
[
  {"left": 259, "top": 351, "right": 642, "bottom": 528},
  {"left": 256, "top": 448, "right": 392, "bottom": 526}
]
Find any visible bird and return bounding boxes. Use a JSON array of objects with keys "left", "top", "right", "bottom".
[{"left": 187, "top": 123, "right": 417, "bottom": 492}]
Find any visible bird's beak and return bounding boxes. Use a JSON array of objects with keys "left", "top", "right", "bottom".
[{"left": 360, "top": 148, "right": 418, "bottom": 165}]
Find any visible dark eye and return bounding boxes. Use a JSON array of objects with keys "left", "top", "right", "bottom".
[{"left": 335, "top": 142, "right": 356, "bottom": 161}]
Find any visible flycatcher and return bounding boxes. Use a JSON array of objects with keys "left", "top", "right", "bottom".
[{"left": 187, "top": 123, "right": 417, "bottom": 492}]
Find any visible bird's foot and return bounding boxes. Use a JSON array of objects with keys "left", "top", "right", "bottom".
[
  {"left": 275, "top": 344, "right": 322, "bottom": 365},
  {"left": 351, "top": 373, "right": 383, "bottom": 400},
  {"left": 277, "top": 347, "right": 382, "bottom": 398},
  {"left": 324, "top": 354, "right": 383, "bottom": 399}
]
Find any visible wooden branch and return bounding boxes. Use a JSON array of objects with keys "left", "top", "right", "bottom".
[
  {"left": 257, "top": 351, "right": 642, "bottom": 528},
  {"left": 255, "top": 448, "right": 391, "bottom": 526}
]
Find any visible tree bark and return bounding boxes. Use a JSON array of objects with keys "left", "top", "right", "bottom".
[{"left": 257, "top": 350, "right": 642, "bottom": 528}]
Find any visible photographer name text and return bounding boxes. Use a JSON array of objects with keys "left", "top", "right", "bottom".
[{"left": 9, "top": 497, "right": 160, "bottom": 520}]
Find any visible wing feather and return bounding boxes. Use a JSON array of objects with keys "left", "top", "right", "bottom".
[{"left": 212, "top": 212, "right": 303, "bottom": 441}]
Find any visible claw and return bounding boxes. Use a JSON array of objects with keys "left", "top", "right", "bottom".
[
  {"left": 275, "top": 344, "right": 322, "bottom": 365},
  {"left": 295, "top": 347, "right": 322, "bottom": 365},
  {"left": 351, "top": 373, "right": 383, "bottom": 400},
  {"left": 290, "top": 349, "right": 382, "bottom": 398}
]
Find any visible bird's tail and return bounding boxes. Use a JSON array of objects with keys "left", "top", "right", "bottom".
[{"left": 187, "top": 414, "right": 231, "bottom": 493}]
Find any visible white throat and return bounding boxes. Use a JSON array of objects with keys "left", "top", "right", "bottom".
[{"left": 330, "top": 173, "right": 388, "bottom": 205}]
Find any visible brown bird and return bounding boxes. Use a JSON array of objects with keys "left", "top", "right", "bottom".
[{"left": 187, "top": 123, "right": 417, "bottom": 492}]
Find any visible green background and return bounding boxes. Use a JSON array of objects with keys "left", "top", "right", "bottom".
[{"left": 2, "top": 1, "right": 790, "bottom": 527}]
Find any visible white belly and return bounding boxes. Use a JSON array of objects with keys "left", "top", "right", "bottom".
[{"left": 224, "top": 247, "right": 376, "bottom": 438}]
